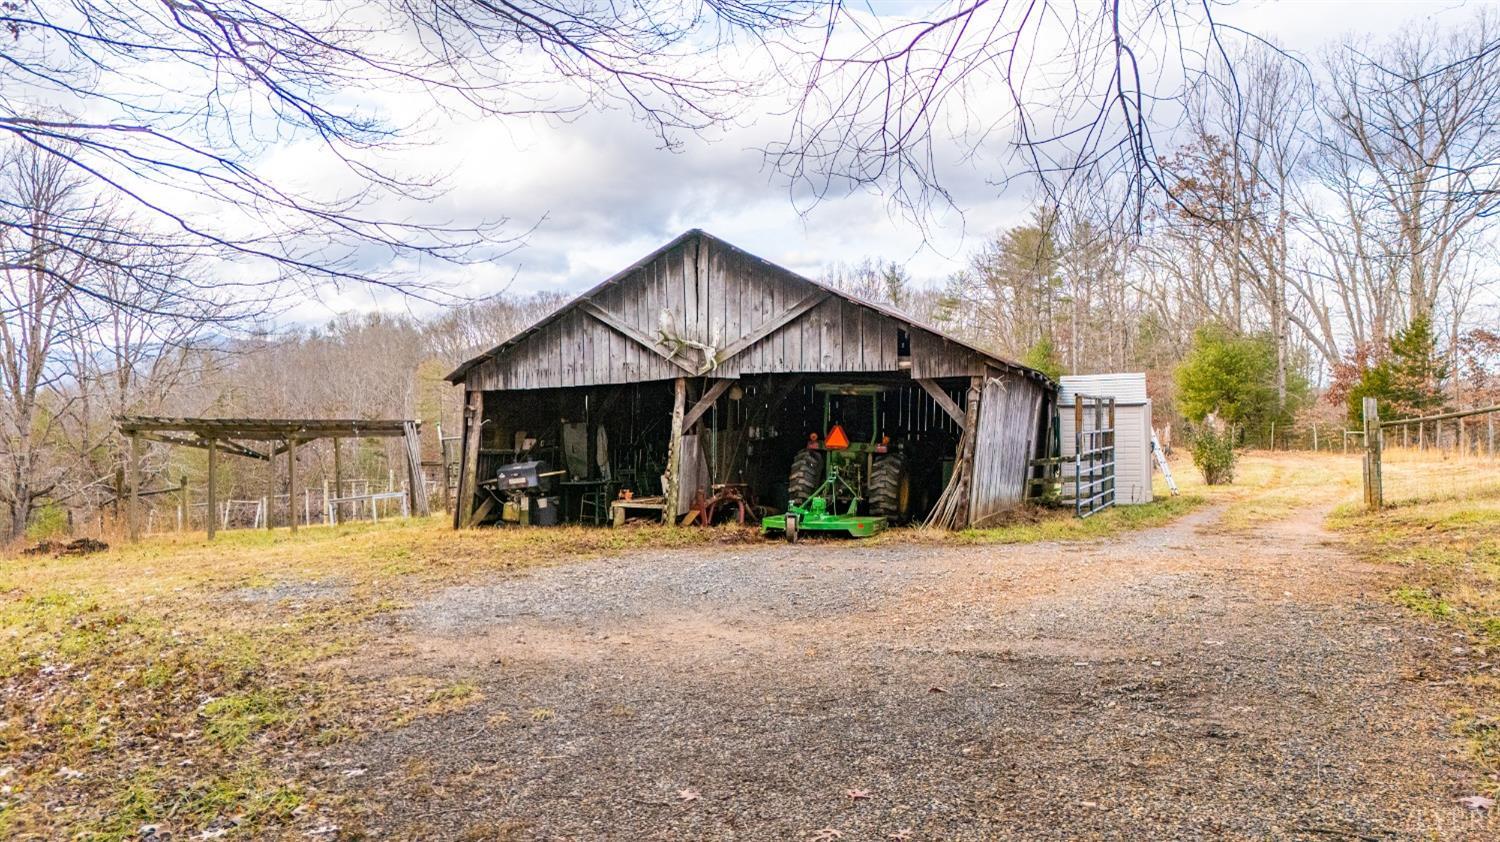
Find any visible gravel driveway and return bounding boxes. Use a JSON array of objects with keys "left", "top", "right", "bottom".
[{"left": 330, "top": 503, "right": 1494, "bottom": 840}]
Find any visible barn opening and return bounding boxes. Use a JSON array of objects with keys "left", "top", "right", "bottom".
[{"left": 448, "top": 230, "right": 1057, "bottom": 530}]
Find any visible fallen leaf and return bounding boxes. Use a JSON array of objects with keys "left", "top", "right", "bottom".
[
  {"left": 809, "top": 829, "right": 843, "bottom": 841},
  {"left": 887, "top": 830, "right": 914, "bottom": 841},
  {"left": 846, "top": 788, "right": 871, "bottom": 801},
  {"left": 677, "top": 788, "right": 700, "bottom": 802},
  {"left": 927, "top": 686, "right": 947, "bottom": 694},
  {"left": 1457, "top": 794, "right": 1494, "bottom": 811}
]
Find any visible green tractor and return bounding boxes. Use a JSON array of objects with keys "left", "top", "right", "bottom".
[{"left": 762, "top": 384, "right": 913, "bottom": 542}]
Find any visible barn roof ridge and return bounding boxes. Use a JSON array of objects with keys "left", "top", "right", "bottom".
[{"left": 445, "top": 228, "right": 1050, "bottom": 385}]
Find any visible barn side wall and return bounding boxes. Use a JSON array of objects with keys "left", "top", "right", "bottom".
[{"left": 969, "top": 371, "right": 1051, "bottom": 525}]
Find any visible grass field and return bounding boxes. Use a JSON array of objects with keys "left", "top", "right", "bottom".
[
  {"left": 3, "top": 449, "right": 1497, "bottom": 836},
  {"left": 1329, "top": 450, "right": 1500, "bottom": 791}
]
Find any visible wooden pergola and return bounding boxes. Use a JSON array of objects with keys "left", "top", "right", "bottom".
[{"left": 115, "top": 416, "right": 430, "bottom": 540}]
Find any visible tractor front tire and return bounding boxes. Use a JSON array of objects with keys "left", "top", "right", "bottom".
[
  {"left": 869, "top": 451, "right": 912, "bottom": 521},
  {"left": 787, "top": 448, "right": 824, "bottom": 506}
]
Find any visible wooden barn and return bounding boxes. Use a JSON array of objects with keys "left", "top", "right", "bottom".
[{"left": 446, "top": 229, "right": 1057, "bottom": 530}]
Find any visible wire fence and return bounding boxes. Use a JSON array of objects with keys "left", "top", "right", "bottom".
[
  {"left": 138, "top": 477, "right": 446, "bottom": 535},
  {"left": 1360, "top": 401, "right": 1500, "bottom": 510}
]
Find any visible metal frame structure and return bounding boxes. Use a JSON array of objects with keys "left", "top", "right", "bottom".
[
  {"left": 1071, "top": 394, "right": 1117, "bottom": 518},
  {"left": 115, "top": 416, "right": 429, "bottom": 540}
]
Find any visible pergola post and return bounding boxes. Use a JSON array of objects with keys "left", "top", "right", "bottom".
[
  {"left": 287, "top": 436, "right": 299, "bottom": 533},
  {"left": 206, "top": 438, "right": 218, "bottom": 540},
  {"left": 331, "top": 437, "right": 343, "bottom": 525},
  {"left": 128, "top": 432, "right": 142, "bottom": 542}
]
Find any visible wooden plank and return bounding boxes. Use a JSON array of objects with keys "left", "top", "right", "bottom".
[
  {"left": 820, "top": 296, "right": 838, "bottom": 371},
  {"left": 404, "top": 421, "right": 430, "bottom": 517},
  {"left": 916, "top": 379, "right": 966, "bottom": 428},
  {"left": 456, "top": 390, "right": 483, "bottom": 528},
  {"left": 682, "top": 379, "right": 735, "bottom": 432},
  {"left": 716, "top": 290, "right": 829, "bottom": 367},
  {"left": 662, "top": 378, "right": 687, "bottom": 523},
  {"left": 578, "top": 300, "right": 697, "bottom": 374},
  {"left": 128, "top": 432, "right": 141, "bottom": 542}
]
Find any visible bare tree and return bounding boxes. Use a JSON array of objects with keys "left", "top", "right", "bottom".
[
  {"left": 0, "top": 143, "right": 100, "bottom": 538},
  {"left": 1, "top": 1, "right": 813, "bottom": 315},
  {"left": 1312, "top": 13, "right": 1500, "bottom": 333},
  {"left": 768, "top": 1, "right": 1251, "bottom": 227}
]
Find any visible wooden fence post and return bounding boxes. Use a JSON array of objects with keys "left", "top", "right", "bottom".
[
  {"left": 1362, "top": 397, "right": 1382, "bottom": 511},
  {"left": 178, "top": 475, "right": 187, "bottom": 531},
  {"left": 331, "top": 437, "right": 342, "bottom": 525},
  {"left": 128, "top": 432, "right": 142, "bottom": 542}
]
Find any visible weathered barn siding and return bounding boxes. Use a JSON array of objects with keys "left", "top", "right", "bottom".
[
  {"left": 449, "top": 229, "right": 1058, "bottom": 528},
  {"left": 969, "top": 372, "right": 1049, "bottom": 524},
  {"left": 460, "top": 232, "right": 987, "bottom": 391}
]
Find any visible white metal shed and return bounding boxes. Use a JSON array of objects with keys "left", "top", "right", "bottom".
[{"left": 1058, "top": 373, "right": 1154, "bottom": 505}]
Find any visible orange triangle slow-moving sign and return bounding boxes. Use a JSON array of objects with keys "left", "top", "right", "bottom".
[{"left": 825, "top": 424, "right": 850, "bottom": 450}]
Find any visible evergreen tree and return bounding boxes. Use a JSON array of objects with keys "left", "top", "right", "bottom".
[{"left": 1346, "top": 316, "right": 1448, "bottom": 423}]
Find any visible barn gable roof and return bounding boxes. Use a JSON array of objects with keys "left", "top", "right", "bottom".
[{"left": 446, "top": 229, "right": 1052, "bottom": 388}]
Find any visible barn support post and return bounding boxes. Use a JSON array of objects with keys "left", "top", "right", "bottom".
[
  {"left": 662, "top": 377, "right": 688, "bottom": 524},
  {"left": 128, "top": 431, "right": 142, "bottom": 542},
  {"left": 456, "top": 389, "right": 483, "bottom": 528},
  {"left": 287, "top": 437, "right": 299, "bottom": 533},
  {"left": 177, "top": 474, "right": 187, "bottom": 531},
  {"left": 957, "top": 376, "right": 982, "bottom": 527},
  {"left": 206, "top": 438, "right": 218, "bottom": 540}
]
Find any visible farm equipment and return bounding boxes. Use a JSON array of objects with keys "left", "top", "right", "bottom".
[{"left": 762, "top": 384, "right": 912, "bottom": 541}]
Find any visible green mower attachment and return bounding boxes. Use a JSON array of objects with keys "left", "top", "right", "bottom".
[{"left": 762, "top": 461, "right": 888, "bottom": 541}]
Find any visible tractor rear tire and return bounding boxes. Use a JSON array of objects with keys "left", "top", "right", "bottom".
[
  {"left": 869, "top": 451, "right": 912, "bottom": 521},
  {"left": 787, "top": 449, "right": 824, "bottom": 506}
]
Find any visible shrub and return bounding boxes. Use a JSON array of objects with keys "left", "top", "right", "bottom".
[
  {"left": 1190, "top": 426, "right": 1237, "bottom": 485},
  {"left": 26, "top": 503, "right": 69, "bottom": 541}
]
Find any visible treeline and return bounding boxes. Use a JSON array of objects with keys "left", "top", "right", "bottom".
[{"left": 4, "top": 13, "right": 1499, "bottom": 541}]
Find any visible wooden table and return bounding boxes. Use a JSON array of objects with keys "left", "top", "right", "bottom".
[{"left": 610, "top": 496, "right": 668, "bottom": 526}]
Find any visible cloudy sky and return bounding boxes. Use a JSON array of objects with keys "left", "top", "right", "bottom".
[{"left": 295, "top": 0, "right": 1475, "bottom": 322}]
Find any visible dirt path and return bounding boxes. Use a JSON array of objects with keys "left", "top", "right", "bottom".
[{"left": 328, "top": 499, "right": 1494, "bottom": 840}]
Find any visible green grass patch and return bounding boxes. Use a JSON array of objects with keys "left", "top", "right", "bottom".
[{"left": 952, "top": 492, "right": 1209, "bottom": 545}]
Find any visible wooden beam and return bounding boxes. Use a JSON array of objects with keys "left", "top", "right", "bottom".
[
  {"left": 128, "top": 432, "right": 141, "bottom": 543},
  {"left": 206, "top": 438, "right": 218, "bottom": 540},
  {"left": 457, "top": 390, "right": 484, "bottom": 528},
  {"left": 662, "top": 377, "right": 687, "bottom": 523},
  {"left": 716, "top": 290, "right": 829, "bottom": 364},
  {"left": 916, "top": 378, "right": 966, "bottom": 428},
  {"left": 577, "top": 300, "right": 698, "bottom": 374},
  {"left": 682, "top": 379, "right": 735, "bottom": 432},
  {"left": 116, "top": 416, "right": 415, "bottom": 439},
  {"left": 404, "top": 421, "right": 430, "bottom": 517},
  {"left": 136, "top": 431, "right": 269, "bottom": 461},
  {"left": 287, "top": 437, "right": 299, "bottom": 534}
]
